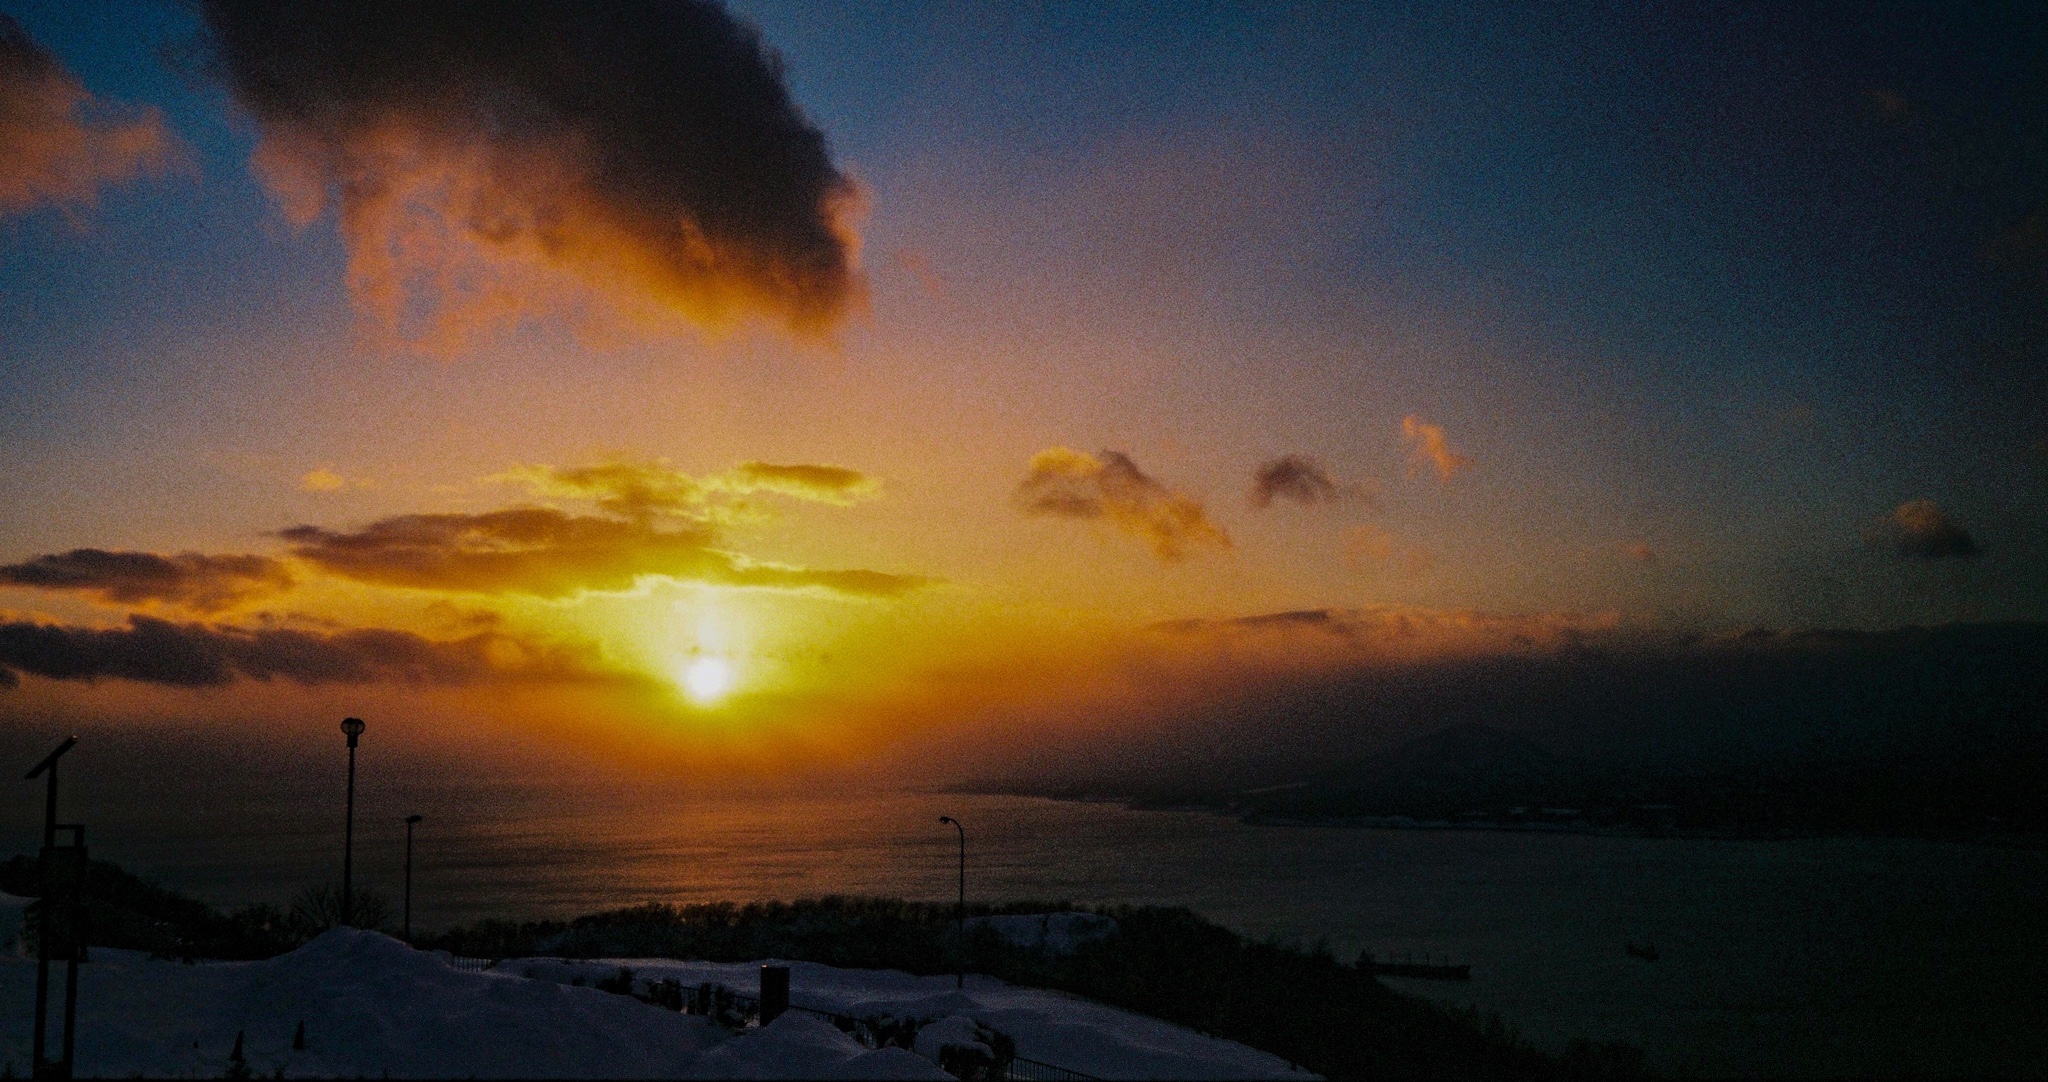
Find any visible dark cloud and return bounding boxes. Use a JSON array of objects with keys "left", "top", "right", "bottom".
[
  {"left": 196, "top": 0, "right": 863, "bottom": 348},
  {"left": 281, "top": 507, "right": 926, "bottom": 598},
  {"left": 1015, "top": 448, "right": 1230, "bottom": 562},
  {"left": 1865, "top": 499, "right": 1980, "bottom": 559},
  {"left": 0, "top": 615, "right": 565, "bottom": 688},
  {"left": 0, "top": 549, "right": 294, "bottom": 612},
  {"left": 0, "top": 14, "right": 173, "bottom": 218},
  {"left": 1249, "top": 455, "right": 1373, "bottom": 509}
]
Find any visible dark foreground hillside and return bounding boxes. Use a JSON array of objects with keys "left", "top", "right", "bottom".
[
  {"left": 2, "top": 857, "right": 1642, "bottom": 1080},
  {"left": 429, "top": 897, "right": 1645, "bottom": 1080}
]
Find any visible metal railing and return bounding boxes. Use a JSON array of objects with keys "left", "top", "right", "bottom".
[{"left": 448, "top": 956, "right": 497, "bottom": 972}]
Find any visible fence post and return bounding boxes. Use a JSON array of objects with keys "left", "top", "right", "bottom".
[{"left": 760, "top": 965, "right": 789, "bottom": 1024}]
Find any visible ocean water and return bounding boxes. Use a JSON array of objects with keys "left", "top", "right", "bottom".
[{"left": 3, "top": 732, "right": 2045, "bottom": 1077}]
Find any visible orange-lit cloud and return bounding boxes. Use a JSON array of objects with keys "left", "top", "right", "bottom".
[
  {"left": 0, "top": 613, "right": 601, "bottom": 689},
  {"left": 501, "top": 458, "right": 879, "bottom": 518},
  {"left": 1249, "top": 454, "right": 1375, "bottom": 509},
  {"left": 1865, "top": 498, "right": 1979, "bottom": 559},
  {"left": 1344, "top": 525, "right": 1433, "bottom": 576},
  {"left": 0, "top": 549, "right": 294, "bottom": 613},
  {"left": 280, "top": 507, "right": 926, "bottom": 599},
  {"left": 0, "top": 15, "right": 173, "bottom": 219},
  {"left": 198, "top": 0, "right": 865, "bottom": 351},
  {"left": 1015, "top": 448, "right": 1231, "bottom": 562},
  {"left": 299, "top": 467, "right": 374, "bottom": 492},
  {"left": 1619, "top": 541, "right": 1657, "bottom": 563},
  {"left": 718, "top": 462, "right": 879, "bottom": 505},
  {"left": 1401, "top": 415, "right": 1473, "bottom": 482}
]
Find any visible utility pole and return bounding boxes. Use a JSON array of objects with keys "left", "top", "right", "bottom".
[
  {"left": 938, "top": 815, "right": 965, "bottom": 990},
  {"left": 403, "top": 814, "right": 422, "bottom": 941},
  {"left": 340, "top": 718, "right": 365, "bottom": 927},
  {"left": 25, "top": 736, "right": 83, "bottom": 1080}
]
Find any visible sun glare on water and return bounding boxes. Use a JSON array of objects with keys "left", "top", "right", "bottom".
[{"left": 682, "top": 656, "right": 735, "bottom": 703}]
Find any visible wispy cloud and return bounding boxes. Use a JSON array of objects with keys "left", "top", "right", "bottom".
[
  {"left": 1401, "top": 415, "right": 1473, "bottom": 482},
  {"left": 0, "top": 14, "right": 174, "bottom": 220},
  {"left": 1865, "top": 499, "right": 1979, "bottom": 559},
  {"left": 499, "top": 458, "right": 879, "bottom": 518},
  {"left": 1015, "top": 448, "right": 1231, "bottom": 562},
  {"left": 280, "top": 507, "right": 926, "bottom": 599},
  {"left": 1249, "top": 455, "right": 1375, "bottom": 510},
  {"left": 717, "top": 462, "right": 879, "bottom": 505},
  {"left": 0, "top": 549, "right": 293, "bottom": 613},
  {"left": 197, "top": 0, "right": 864, "bottom": 350},
  {"left": 1344, "top": 525, "right": 1433, "bottom": 576},
  {"left": 299, "top": 467, "right": 373, "bottom": 493}
]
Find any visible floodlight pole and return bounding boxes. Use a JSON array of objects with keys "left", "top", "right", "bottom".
[
  {"left": 403, "top": 814, "right": 422, "bottom": 941},
  {"left": 25, "top": 735, "right": 79, "bottom": 1081},
  {"left": 340, "top": 718, "right": 365, "bottom": 927},
  {"left": 939, "top": 816, "right": 965, "bottom": 990}
]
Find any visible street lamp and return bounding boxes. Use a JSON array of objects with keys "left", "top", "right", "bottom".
[
  {"left": 340, "top": 717, "right": 365, "bottom": 928},
  {"left": 403, "top": 814, "right": 423, "bottom": 942},
  {"left": 938, "top": 815, "right": 965, "bottom": 990}
]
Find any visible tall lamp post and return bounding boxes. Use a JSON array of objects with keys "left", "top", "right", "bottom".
[
  {"left": 938, "top": 815, "right": 965, "bottom": 990},
  {"left": 403, "top": 814, "right": 423, "bottom": 942},
  {"left": 340, "top": 717, "right": 365, "bottom": 927}
]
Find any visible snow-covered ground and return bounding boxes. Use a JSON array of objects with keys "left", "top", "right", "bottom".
[
  {"left": 0, "top": 926, "right": 1314, "bottom": 1079},
  {"left": 517, "top": 954, "right": 1311, "bottom": 1080}
]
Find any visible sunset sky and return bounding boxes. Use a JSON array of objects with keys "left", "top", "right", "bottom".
[{"left": 3, "top": 2, "right": 2045, "bottom": 780}]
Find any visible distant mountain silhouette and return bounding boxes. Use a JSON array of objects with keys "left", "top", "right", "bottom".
[
  {"left": 1242, "top": 723, "right": 1573, "bottom": 819},
  {"left": 987, "top": 622, "right": 2048, "bottom": 838}
]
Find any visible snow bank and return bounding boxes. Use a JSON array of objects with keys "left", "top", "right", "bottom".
[
  {"left": 0, "top": 929, "right": 724, "bottom": 1078},
  {"left": 0, "top": 930, "right": 1309, "bottom": 1079},
  {"left": 522, "top": 956, "right": 1315, "bottom": 1080},
  {"left": 0, "top": 893, "right": 27, "bottom": 957},
  {"left": 966, "top": 911, "right": 1118, "bottom": 954},
  {"left": 692, "top": 1012, "right": 947, "bottom": 1080}
]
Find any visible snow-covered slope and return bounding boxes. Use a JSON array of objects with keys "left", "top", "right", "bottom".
[
  {"left": 520, "top": 955, "right": 1312, "bottom": 1080},
  {"left": 0, "top": 929, "right": 1310, "bottom": 1079}
]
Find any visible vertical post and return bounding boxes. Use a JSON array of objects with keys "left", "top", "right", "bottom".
[
  {"left": 25, "top": 735, "right": 78, "bottom": 1082},
  {"left": 939, "top": 816, "right": 964, "bottom": 990},
  {"left": 403, "top": 814, "right": 422, "bottom": 941},
  {"left": 31, "top": 757, "right": 53, "bottom": 1076},
  {"left": 759, "top": 965, "right": 789, "bottom": 1024},
  {"left": 340, "top": 718, "right": 365, "bottom": 928},
  {"left": 58, "top": 826, "right": 82, "bottom": 1080}
]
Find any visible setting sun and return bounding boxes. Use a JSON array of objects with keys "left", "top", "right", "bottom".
[{"left": 681, "top": 656, "right": 734, "bottom": 703}]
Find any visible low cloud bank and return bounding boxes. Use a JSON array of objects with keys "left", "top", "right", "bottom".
[
  {"left": 0, "top": 549, "right": 293, "bottom": 612},
  {"left": 280, "top": 507, "right": 925, "bottom": 599},
  {"left": 0, "top": 615, "right": 590, "bottom": 689},
  {"left": 953, "top": 608, "right": 2048, "bottom": 798}
]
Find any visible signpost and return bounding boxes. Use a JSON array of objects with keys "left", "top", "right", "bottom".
[{"left": 25, "top": 736, "right": 84, "bottom": 1080}]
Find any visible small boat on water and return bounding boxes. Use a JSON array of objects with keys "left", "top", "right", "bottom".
[
  {"left": 1625, "top": 942, "right": 1660, "bottom": 961},
  {"left": 1357, "top": 952, "right": 1472, "bottom": 980}
]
